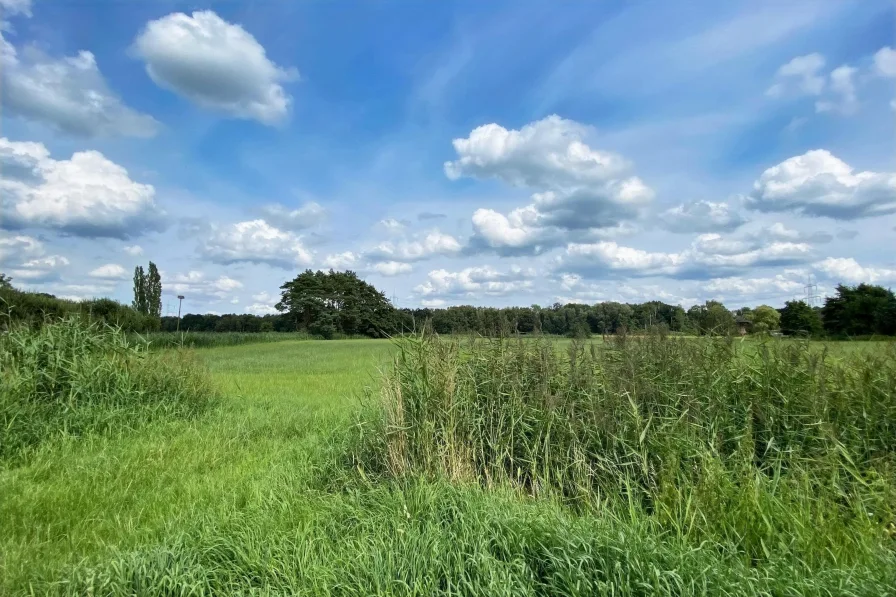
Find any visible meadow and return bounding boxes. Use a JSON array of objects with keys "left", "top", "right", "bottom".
[{"left": 1, "top": 321, "right": 895, "bottom": 595}]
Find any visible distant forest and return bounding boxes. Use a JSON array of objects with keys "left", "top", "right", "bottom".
[{"left": 2, "top": 269, "right": 895, "bottom": 339}]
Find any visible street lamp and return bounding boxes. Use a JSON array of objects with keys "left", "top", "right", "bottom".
[{"left": 176, "top": 295, "right": 185, "bottom": 332}]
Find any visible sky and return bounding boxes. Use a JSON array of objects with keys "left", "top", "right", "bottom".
[{"left": 1, "top": 0, "right": 894, "bottom": 316}]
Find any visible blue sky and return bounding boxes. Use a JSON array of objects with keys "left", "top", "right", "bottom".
[{"left": 1, "top": 0, "right": 894, "bottom": 316}]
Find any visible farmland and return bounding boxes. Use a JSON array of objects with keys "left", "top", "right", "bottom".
[{"left": 2, "top": 324, "right": 895, "bottom": 595}]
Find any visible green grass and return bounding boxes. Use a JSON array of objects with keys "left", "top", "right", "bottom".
[
  {"left": 1, "top": 333, "right": 894, "bottom": 595},
  {"left": 139, "top": 331, "right": 314, "bottom": 349}
]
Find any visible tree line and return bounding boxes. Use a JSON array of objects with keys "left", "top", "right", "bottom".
[
  {"left": 3, "top": 268, "right": 894, "bottom": 338},
  {"left": 163, "top": 270, "right": 896, "bottom": 339}
]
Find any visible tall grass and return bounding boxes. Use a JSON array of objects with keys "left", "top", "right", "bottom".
[
  {"left": 353, "top": 332, "right": 896, "bottom": 573},
  {"left": 0, "top": 317, "right": 216, "bottom": 463}
]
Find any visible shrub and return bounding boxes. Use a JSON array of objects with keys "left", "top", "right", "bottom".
[{"left": 0, "top": 317, "right": 216, "bottom": 463}]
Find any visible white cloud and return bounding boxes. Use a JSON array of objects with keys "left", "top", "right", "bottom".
[
  {"left": 201, "top": 219, "right": 313, "bottom": 268},
  {"left": 251, "top": 291, "right": 277, "bottom": 304},
  {"left": 47, "top": 283, "right": 116, "bottom": 301},
  {"left": 367, "top": 230, "right": 461, "bottom": 262},
  {"left": 815, "top": 65, "right": 857, "bottom": 114},
  {"left": 704, "top": 274, "right": 805, "bottom": 297},
  {"left": 420, "top": 298, "right": 446, "bottom": 308},
  {"left": 259, "top": 201, "right": 326, "bottom": 231},
  {"left": 416, "top": 265, "right": 535, "bottom": 299},
  {"left": 165, "top": 270, "right": 244, "bottom": 301},
  {"left": 88, "top": 263, "right": 128, "bottom": 280},
  {"left": 814, "top": 257, "right": 896, "bottom": 285},
  {"left": 245, "top": 290, "right": 278, "bottom": 315},
  {"left": 766, "top": 53, "right": 826, "bottom": 97},
  {"left": 123, "top": 245, "right": 144, "bottom": 256},
  {"left": 660, "top": 200, "right": 747, "bottom": 233},
  {"left": 6, "top": 255, "right": 69, "bottom": 283},
  {"left": 372, "top": 261, "right": 412, "bottom": 276},
  {"left": 0, "top": 0, "right": 32, "bottom": 17},
  {"left": 245, "top": 303, "right": 278, "bottom": 315},
  {"left": 0, "top": 232, "right": 43, "bottom": 263},
  {"left": 133, "top": 11, "right": 298, "bottom": 124},
  {"left": 377, "top": 218, "right": 407, "bottom": 234},
  {"left": 558, "top": 232, "right": 813, "bottom": 280},
  {"left": 447, "top": 116, "right": 653, "bottom": 254},
  {"left": 0, "top": 137, "right": 165, "bottom": 238},
  {"left": 747, "top": 150, "right": 896, "bottom": 219},
  {"left": 873, "top": 46, "right": 896, "bottom": 78},
  {"left": 445, "top": 115, "right": 629, "bottom": 186},
  {"left": 0, "top": 32, "right": 158, "bottom": 137},
  {"left": 322, "top": 251, "right": 359, "bottom": 270},
  {"left": 0, "top": 233, "right": 69, "bottom": 284}
]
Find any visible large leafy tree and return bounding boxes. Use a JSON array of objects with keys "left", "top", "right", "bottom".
[
  {"left": 0, "top": 273, "right": 13, "bottom": 289},
  {"left": 751, "top": 305, "right": 781, "bottom": 334},
  {"left": 821, "top": 283, "right": 896, "bottom": 337},
  {"left": 780, "top": 300, "right": 823, "bottom": 337},
  {"left": 687, "top": 301, "right": 735, "bottom": 335},
  {"left": 276, "top": 270, "right": 396, "bottom": 338}
]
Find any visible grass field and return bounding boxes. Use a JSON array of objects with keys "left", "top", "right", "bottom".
[{"left": 2, "top": 333, "right": 895, "bottom": 595}]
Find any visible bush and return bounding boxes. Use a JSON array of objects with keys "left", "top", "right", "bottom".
[
  {"left": 0, "top": 286, "right": 159, "bottom": 332},
  {"left": 0, "top": 317, "right": 216, "bottom": 463}
]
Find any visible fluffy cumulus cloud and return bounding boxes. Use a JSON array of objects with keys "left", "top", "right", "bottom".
[
  {"left": 320, "top": 251, "right": 359, "bottom": 270},
  {"left": 165, "top": 270, "right": 244, "bottom": 302},
  {"left": 0, "top": 138, "right": 165, "bottom": 238},
  {"left": 445, "top": 116, "right": 653, "bottom": 255},
  {"left": 415, "top": 265, "right": 535, "bottom": 300},
  {"left": 88, "top": 263, "right": 128, "bottom": 280},
  {"left": 133, "top": 11, "right": 298, "bottom": 124},
  {"left": 703, "top": 274, "right": 805, "bottom": 299},
  {"left": 0, "top": 232, "right": 69, "bottom": 284},
  {"left": 766, "top": 53, "right": 826, "bottom": 97},
  {"left": 259, "top": 202, "right": 326, "bottom": 231},
  {"left": 558, "top": 231, "right": 813, "bottom": 280},
  {"left": 366, "top": 231, "right": 461, "bottom": 262},
  {"left": 200, "top": 219, "right": 313, "bottom": 268},
  {"left": 372, "top": 261, "right": 412, "bottom": 276},
  {"left": 445, "top": 115, "right": 629, "bottom": 188},
  {"left": 0, "top": 31, "right": 158, "bottom": 137},
  {"left": 660, "top": 200, "right": 747, "bottom": 233},
  {"left": 123, "top": 245, "right": 144, "bottom": 256},
  {"left": 322, "top": 251, "right": 359, "bottom": 270},
  {"left": 245, "top": 290, "right": 278, "bottom": 315},
  {"left": 874, "top": 47, "right": 896, "bottom": 78},
  {"left": 815, "top": 65, "right": 857, "bottom": 115},
  {"left": 814, "top": 257, "right": 896, "bottom": 285},
  {"left": 746, "top": 150, "right": 896, "bottom": 219}
]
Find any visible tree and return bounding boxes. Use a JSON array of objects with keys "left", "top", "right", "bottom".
[
  {"left": 780, "top": 300, "right": 823, "bottom": 337},
  {"left": 276, "top": 270, "right": 396, "bottom": 338},
  {"left": 751, "top": 305, "right": 781, "bottom": 334},
  {"left": 132, "top": 263, "right": 162, "bottom": 318},
  {"left": 132, "top": 266, "right": 147, "bottom": 314},
  {"left": 0, "top": 273, "right": 13, "bottom": 289},
  {"left": 821, "top": 283, "right": 896, "bottom": 337},
  {"left": 147, "top": 262, "right": 162, "bottom": 318},
  {"left": 688, "top": 301, "right": 735, "bottom": 335}
]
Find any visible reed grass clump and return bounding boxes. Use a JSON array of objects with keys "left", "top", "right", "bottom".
[
  {"left": 353, "top": 332, "right": 896, "bottom": 570},
  {"left": 1, "top": 317, "right": 216, "bottom": 463}
]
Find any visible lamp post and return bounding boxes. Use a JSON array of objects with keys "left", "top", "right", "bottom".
[{"left": 176, "top": 295, "right": 185, "bottom": 332}]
